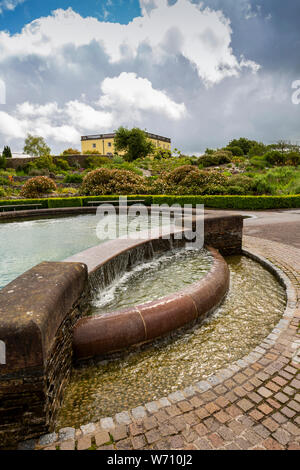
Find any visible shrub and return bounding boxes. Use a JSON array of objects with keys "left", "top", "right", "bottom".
[
  {"left": 165, "top": 165, "right": 197, "bottom": 185},
  {"left": 83, "top": 156, "right": 111, "bottom": 169},
  {"left": 62, "top": 148, "right": 81, "bottom": 155},
  {"left": 63, "top": 173, "right": 83, "bottom": 184},
  {"left": 286, "top": 152, "right": 300, "bottom": 166},
  {"left": 20, "top": 176, "right": 57, "bottom": 198},
  {"left": 55, "top": 158, "right": 71, "bottom": 171},
  {"left": 81, "top": 168, "right": 148, "bottom": 195},
  {"left": 227, "top": 146, "right": 244, "bottom": 157},
  {"left": 264, "top": 151, "right": 286, "bottom": 166}
]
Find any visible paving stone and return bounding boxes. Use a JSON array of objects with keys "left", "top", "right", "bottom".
[
  {"left": 77, "top": 436, "right": 92, "bottom": 451},
  {"left": 194, "top": 423, "right": 208, "bottom": 437},
  {"left": 145, "top": 429, "right": 161, "bottom": 444},
  {"left": 58, "top": 427, "right": 75, "bottom": 442},
  {"left": 129, "top": 422, "right": 143, "bottom": 436},
  {"left": 214, "top": 410, "right": 231, "bottom": 424},
  {"left": 272, "top": 412, "right": 288, "bottom": 424},
  {"left": 280, "top": 406, "right": 296, "bottom": 418},
  {"left": 253, "top": 425, "right": 271, "bottom": 439},
  {"left": 131, "top": 435, "right": 146, "bottom": 449},
  {"left": 237, "top": 398, "right": 254, "bottom": 412},
  {"left": 272, "top": 429, "right": 291, "bottom": 446},
  {"left": 283, "top": 422, "right": 300, "bottom": 436},
  {"left": 166, "top": 405, "right": 181, "bottom": 417},
  {"left": 182, "top": 429, "right": 198, "bottom": 443},
  {"left": 226, "top": 404, "right": 242, "bottom": 418},
  {"left": 182, "top": 411, "right": 199, "bottom": 426},
  {"left": 100, "top": 417, "right": 115, "bottom": 430},
  {"left": 116, "top": 438, "right": 133, "bottom": 450},
  {"left": 158, "top": 397, "right": 171, "bottom": 408},
  {"left": 60, "top": 440, "right": 75, "bottom": 450},
  {"left": 160, "top": 423, "right": 177, "bottom": 437},
  {"left": 195, "top": 381, "right": 211, "bottom": 392},
  {"left": 97, "top": 444, "right": 115, "bottom": 451},
  {"left": 204, "top": 417, "right": 221, "bottom": 432},
  {"left": 205, "top": 402, "right": 220, "bottom": 414},
  {"left": 177, "top": 400, "right": 193, "bottom": 412},
  {"left": 261, "top": 418, "right": 279, "bottom": 432},
  {"left": 115, "top": 411, "right": 132, "bottom": 425},
  {"left": 169, "top": 435, "right": 184, "bottom": 449},
  {"left": 111, "top": 425, "right": 128, "bottom": 442},
  {"left": 145, "top": 402, "right": 159, "bottom": 414},
  {"left": 257, "top": 403, "right": 273, "bottom": 415},
  {"left": 190, "top": 396, "right": 204, "bottom": 408},
  {"left": 243, "top": 429, "right": 263, "bottom": 446},
  {"left": 143, "top": 415, "right": 157, "bottom": 431},
  {"left": 249, "top": 410, "right": 264, "bottom": 421},
  {"left": 207, "top": 433, "right": 224, "bottom": 449},
  {"left": 257, "top": 387, "right": 273, "bottom": 398},
  {"left": 95, "top": 430, "right": 111, "bottom": 446},
  {"left": 274, "top": 392, "right": 289, "bottom": 404},
  {"left": 263, "top": 438, "right": 284, "bottom": 450},
  {"left": 194, "top": 438, "right": 213, "bottom": 450},
  {"left": 80, "top": 423, "right": 96, "bottom": 435},
  {"left": 38, "top": 433, "right": 57, "bottom": 447},
  {"left": 168, "top": 391, "right": 185, "bottom": 403},
  {"left": 217, "top": 426, "right": 235, "bottom": 441},
  {"left": 132, "top": 406, "right": 147, "bottom": 420}
]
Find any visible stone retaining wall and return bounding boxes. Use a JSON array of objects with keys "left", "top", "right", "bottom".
[
  {"left": 0, "top": 262, "right": 88, "bottom": 448},
  {"left": 5, "top": 155, "right": 106, "bottom": 170}
]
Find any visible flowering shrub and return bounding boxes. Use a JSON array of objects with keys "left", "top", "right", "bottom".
[
  {"left": 81, "top": 168, "right": 148, "bottom": 195},
  {"left": 20, "top": 176, "right": 57, "bottom": 198}
]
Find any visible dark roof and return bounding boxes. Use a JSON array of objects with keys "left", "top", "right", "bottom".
[{"left": 81, "top": 132, "right": 171, "bottom": 143}]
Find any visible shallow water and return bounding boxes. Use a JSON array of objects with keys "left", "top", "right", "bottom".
[
  {"left": 0, "top": 213, "right": 169, "bottom": 289},
  {"left": 90, "top": 248, "right": 213, "bottom": 315},
  {"left": 57, "top": 255, "right": 286, "bottom": 429}
]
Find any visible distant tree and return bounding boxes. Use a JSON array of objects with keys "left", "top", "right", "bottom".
[
  {"left": 0, "top": 153, "right": 6, "bottom": 169},
  {"left": 227, "top": 138, "right": 255, "bottom": 156},
  {"left": 227, "top": 146, "right": 243, "bottom": 157},
  {"left": 248, "top": 142, "right": 267, "bottom": 158},
  {"left": 114, "top": 127, "right": 155, "bottom": 162},
  {"left": 23, "top": 134, "right": 51, "bottom": 157},
  {"left": 3, "top": 146, "right": 12, "bottom": 159}
]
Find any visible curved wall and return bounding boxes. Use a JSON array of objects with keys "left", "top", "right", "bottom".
[{"left": 73, "top": 247, "right": 230, "bottom": 360}]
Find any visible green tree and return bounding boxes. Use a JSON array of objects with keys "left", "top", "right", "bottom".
[
  {"left": 0, "top": 153, "right": 6, "bottom": 169},
  {"left": 248, "top": 142, "right": 267, "bottom": 158},
  {"left": 23, "top": 134, "right": 51, "bottom": 157},
  {"left": 227, "top": 138, "right": 256, "bottom": 156},
  {"left": 114, "top": 127, "right": 155, "bottom": 162},
  {"left": 3, "top": 146, "right": 12, "bottom": 159}
]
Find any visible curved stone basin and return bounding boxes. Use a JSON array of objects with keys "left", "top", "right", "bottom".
[{"left": 73, "top": 246, "right": 230, "bottom": 360}]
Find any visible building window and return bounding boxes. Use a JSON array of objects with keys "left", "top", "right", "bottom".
[
  {"left": 92, "top": 144, "right": 96, "bottom": 148},
  {"left": 108, "top": 142, "right": 112, "bottom": 147}
]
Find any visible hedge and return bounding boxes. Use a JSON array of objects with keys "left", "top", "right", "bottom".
[
  {"left": 0, "top": 198, "right": 48, "bottom": 209},
  {"left": 48, "top": 197, "right": 83, "bottom": 208},
  {"left": 1, "top": 195, "right": 300, "bottom": 211},
  {"left": 152, "top": 195, "right": 300, "bottom": 210},
  {"left": 81, "top": 195, "right": 153, "bottom": 206}
]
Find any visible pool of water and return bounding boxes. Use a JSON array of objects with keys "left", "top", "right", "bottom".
[
  {"left": 90, "top": 248, "right": 213, "bottom": 315},
  {"left": 57, "top": 254, "right": 286, "bottom": 429},
  {"left": 0, "top": 213, "right": 169, "bottom": 289}
]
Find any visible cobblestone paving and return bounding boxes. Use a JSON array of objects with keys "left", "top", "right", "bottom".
[{"left": 20, "top": 236, "right": 300, "bottom": 451}]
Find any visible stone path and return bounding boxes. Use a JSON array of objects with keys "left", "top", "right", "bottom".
[{"left": 20, "top": 234, "right": 299, "bottom": 451}]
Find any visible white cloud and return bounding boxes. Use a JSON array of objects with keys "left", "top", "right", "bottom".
[
  {"left": 16, "top": 102, "right": 60, "bottom": 117},
  {"left": 65, "top": 100, "right": 114, "bottom": 130},
  {"left": 0, "top": 0, "right": 259, "bottom": 85},
  {"left": 99, "top": 72, "right": 186, "bottom": 120},
  {"left": 0, "top": 0, "right": 25, "bottom": 14}
]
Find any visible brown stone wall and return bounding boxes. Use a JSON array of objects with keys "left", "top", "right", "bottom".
[
  {"left": 0, "top": 262, "right": 88, "bottom": 448},
  {"left": 5, "top": 155, "right": 106, "bottom": 170}
]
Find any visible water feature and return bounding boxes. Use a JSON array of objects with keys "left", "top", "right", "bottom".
[
  {"left": 57, "top": 254, "right": 286, "bottom": 429},
  {"left": 0, "top": 213, "right": 169, "bottom": 289},
  {"left": 90, "top": 248, "right": 213, "bottom": 315}
]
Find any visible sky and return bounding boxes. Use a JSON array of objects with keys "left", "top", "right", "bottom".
[{"left": 0, "top": 0, "right": 299, "bottom": 154}]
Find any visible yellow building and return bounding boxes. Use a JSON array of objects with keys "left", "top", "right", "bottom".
[{"left": 81, "top": 132, "right": 171, "bottom": 156}]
